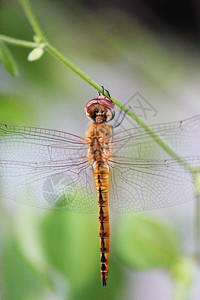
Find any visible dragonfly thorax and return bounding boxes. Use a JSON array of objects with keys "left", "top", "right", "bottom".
[{"left": 86, "top": 122, "right": 113, "bottom": 165}]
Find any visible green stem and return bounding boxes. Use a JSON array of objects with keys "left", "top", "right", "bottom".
[
  {"left": 45, "top": 43, "right": 103, "bottom": 93},
  {"left": 45, "top": 44, "right": 192, "bottom": 171},
  {"left": 1, "top": 2, "right": 192, "bottom": 171},
  {"left": 0, "top": 34, "right": 37, "bottom": 48},
  {"left": 19, "top": 0, "right": 46, "bottom": 41},
  {"left": 0, "top": 0, "right": 192, "bottom": 172},
  {"left": 1, "top": 0, "right": 199, "bottom": 273}
]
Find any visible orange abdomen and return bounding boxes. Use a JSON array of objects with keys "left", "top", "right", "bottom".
[
  {"left": 94, "top": 162, "right": 110, "bottom": 287},
  {"left": 86, "top": 122, "right": 112, "bottom": 286}
]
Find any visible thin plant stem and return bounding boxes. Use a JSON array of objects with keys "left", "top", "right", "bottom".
[
  {"left": 0, "top": 2, "right": 191, "bottom": 171},
  {"left": 0, "top": 30, "right": 188, "bottom": 168},
  {"left": 19, "top": 0, "right": 46, "bottom": 41},
  {"left": 0, "top": 34, "right": 38, "bottom": 48},
  {"left": 45, "top": 43, "right": 104, "bottom": 94},
  {"left": 44, "top": 45, "right": 192, "bottom": 171},
  {"left": 15, "top": 2, "right": 191, "bottom": 170},
  {"left": 1, "top": 0, "right": 198, "bottom": 265},
  {"left": 0, "top": 2, "right": 193, "bottom": 171}
]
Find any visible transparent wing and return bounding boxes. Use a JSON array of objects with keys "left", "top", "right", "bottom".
[
  {"left": 1, "top": 115, "right": 200, "bottom": 214},
  {"left": 109, "top": 157, "right": 199, "bottom": 212},
  {"left": 0, "top": 123, "right": 98, "bottom": 213},
  {"left": 111, "top": 115, "right": 200, "bottom": 159},
  {"left": 108, "top": 115, "right": 200, "bottom": 212}
]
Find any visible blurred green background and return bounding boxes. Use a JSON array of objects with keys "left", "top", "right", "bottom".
[{"left": 0, "top": 0, "right": 200, "bottom": 299}]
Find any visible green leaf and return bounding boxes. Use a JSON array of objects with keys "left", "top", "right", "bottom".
[
  {"left": 0, "top": 41, "right": 18, "bottom": 77},
  {"left": 28, "top": 47, "right": 44, "bottom": 61},
  {"left": 171, "top": 257, "right": 195, "bottom": 285},
  {"left": 114, "top": 214, "right": 180, "bottom": 270},
  {"left": 2, "top": 230, "right": 42, "bottom": 300},
  {"left": 41, "top": 212, "right": 99, "bottom": 288},
  {"left": 171, "top": 257, "right": 196, "bottom": 300}
]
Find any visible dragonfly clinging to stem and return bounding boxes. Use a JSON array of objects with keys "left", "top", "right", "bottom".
[{"left": 0, "top": 94, "right": 200, "bottom": 286}]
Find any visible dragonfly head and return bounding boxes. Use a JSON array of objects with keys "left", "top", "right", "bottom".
[{"left": 86, "top": 96, "right": 115, "bottom": 123}]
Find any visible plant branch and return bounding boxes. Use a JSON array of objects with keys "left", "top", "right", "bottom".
[
  {"left": 45, "top": 43, "right": 104, "bottom": 93},
  {"left": 43, "top": 46, "right": 191, "bottom": 171},
  {"left": 2, "top": 1, "right": 192, "bottom": 171},
  {"left": 0, "top": 34, "right": 38, "bottom": 48},
  {"left": 44, "top": 46, "right": 195, "bottom": 169},
  {"left": 18, "top": 1, "right": 199, "bottom": 266},
  {"left": 19, "top": 0, "right": 45, "bottom": 41},
  {"left": 0, "top": 0, "right": 199, "bottom": 274}
]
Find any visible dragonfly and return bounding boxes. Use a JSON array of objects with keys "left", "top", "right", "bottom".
[{"left": 0, "top": 95, "right": 200, "bottom": 286}]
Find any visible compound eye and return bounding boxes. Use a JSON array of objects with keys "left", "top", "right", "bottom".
[
  {"left": 98, "top": 98, "right": 114, "bottom": 110},
  {"left": 85, "top": 96, "right": 115, "bottom": 122}
]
